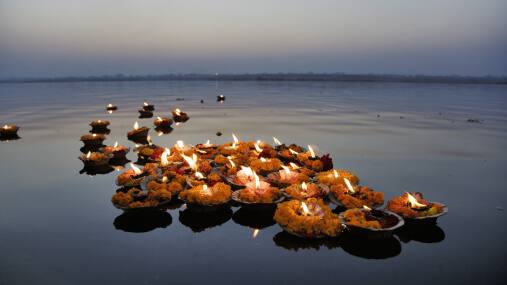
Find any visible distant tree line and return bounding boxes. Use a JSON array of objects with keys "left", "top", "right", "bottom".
[{"left": 1, "top": 73, "right": 506, "bottom": 84}]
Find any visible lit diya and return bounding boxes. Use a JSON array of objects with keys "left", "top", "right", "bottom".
[
  {"left": 225, "top": 166, "right": 257, "bottom": 189},
  {"left": 142, "top": 101, "right": 155, "bottom": 111},
  {"left": 216, "top": 94, "right": 225, "bottom": 102},
  {"left": 101, "top": 141, "right": 129, "bottom": 159},
  {"left": 186, "top": 171, "right": 207, "bottom": 187},
  {"left": 179, "top": 183, "right": 232, "bottom": 207},
  {"left": 248, "top": 157, "right": 282, "bottom": 175},
  {"left": 146, "top": 175, "right": 185, "bottom": 197},
  {"left": 79, "top": 151, "right": 111, "bottom": 167},
  {"left": 127, "top": 121, "right": 150, "bottom": 141},
  {"left": 386, "top": 192, "right": 447, "bottom": 223},
  {"left": 116, "top": 163, "right": 148, "bottom": 187},
  {"left": 274, "top": 198, "right": 343, "bottom": 238},
  {"left": 0, "top": 124, "right": 19, "bottom": 137},
  {"left": 196, "top": 139, "right": 216, "bottom": 151},
  {"left": 231, "top": 172, "right": 283, "bottom": 204},
  {"left": 106, "top": 103, "right": 117, "bottom": 112},
  {"left": 154, "top": 116, "right": 173, "bottom": 128},
  {"left": 329, "top": 178, "right": 384, "bottom": 209},
  {"left": 136, "top": 138, "right": 165, "bottom": 162},
  {"left": 267, "top": 165, "right": 310, "bottom": 187},
  {"left": 284, "top": 181, "right": 329, "bottom": 200},
  {"left": 89, "top": 120, "right": 110, "bottom": 130},
  {"left": 112, "top": 182, "right": 172, "bottom": 211},
  {"left": 316, "top": 169, "right": 360, "bottom": 186},
  {"left": 138, "top": 109, "right": 153, "bottom": 118},
  {"left": 172, "top": 108, "right": 189, "bottom": 122},
  {"left": 339, "top": 206, "right": 404, "bottom": 238},
  {"left": 80, "top": 133, "right": 106, "bottom": 147}
]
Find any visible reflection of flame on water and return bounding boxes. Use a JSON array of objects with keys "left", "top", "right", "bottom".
[
  {"left": 252, "top": 229, "right": 260, "bottom": 239},
  {"left": 406, "top": 192, "right": 427, "bottom": 209}
]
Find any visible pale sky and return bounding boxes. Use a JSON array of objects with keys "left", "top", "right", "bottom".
[{"left": 0, "top": 0, "right": 506, "bottom": 77}]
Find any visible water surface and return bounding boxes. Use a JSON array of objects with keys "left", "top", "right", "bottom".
[{"left": 0, "top": 81, "right": 506, "bottom": 284}]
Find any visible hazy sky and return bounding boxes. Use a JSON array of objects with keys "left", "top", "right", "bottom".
[{"left": 0, "top": 0, "right": 506, "bottom": 77}]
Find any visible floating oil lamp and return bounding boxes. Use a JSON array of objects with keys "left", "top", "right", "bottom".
[
  {"left": 245, "top": 172, "right": 271, "bottom": 195},
  {"left": 173, "top": 140, "right": 192, "bottom": 153},
  {"left": 154, "top": 116, "right": 173, "bottom": 128},
  {"left": 172, "top": 108, "right": 189, "bottom": 122},
  {"left": 127, "top": 121, "right": 150, "bottom": 141},
  {"left": 285, "top": 181, "right": 329, "bottom": 200},
  {"left": 267, "top": 165, "right": 303, "bottom": 187},
  {"left": 80, "top": 133, "right": 106, "bottom": 147},
  {"left": 101, "top": 141, "right": 130, "bottom": 159},
  {"left": 231, "top": 171, "right": 283, "bottom": 205},
  {"left": 279, "top": 165, "right": 298, "bottom": 182},
  {"left": 386, "top": 192, "right": 447, "bottom": 222},
  {"left": 339, "top": 206, "right": 404, "bottom": 238},
  {"left": 142, "top": 101, "right": 155, "bottom": 111},
  {"left": 89, "top": 120, "right": 110, "bottom": 131},
  {"left": 138, "top": 109, "right": 153, "bottom": 118},
  {"left": 115, "top": 163, "right": 146, "bottom": 187},
  {"left": 106, "top": 103, "right": 117, "bottom": 112},
  {"left": 328, "top": 177, "right": 384, "bottom": 209},
  {"left": 79, "top": 151, "right": 111, "bottom": 167},
  {"left": 178, "top": 182, "right": 232, "bottom": 207},
  {"left": 0, "top": 124, "right": 19, "bottom": 137},
  {"left": 273, "top": 198, "right": 342, "bottom": 238},
  {"left": 196, "top": 139, "right": 216, "bottom": 151},
  {"left": 217, "top": 94, "right": 225, "bottom": 102}
]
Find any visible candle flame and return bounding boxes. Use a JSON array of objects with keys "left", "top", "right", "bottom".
[
  {"left": 130, "top": 163, "right": 142, "bottom": 175},
  {"left": 174, "top": 108, "right": 181, "bottom": 116},
  {"left": 176, "top": 140, "right": 185, "bottom": 149},
  {"left": 289, "top": 162, "right": 300, "bottom": 169},
  {"left": 252, "top": 229, "right": 260, "bottom": 239},
  {"left": 273, "top": 137, "right": 282, "bottom": 145},
  {"left": 227, "top": 156, "right": 236, "bottom": 168},
  {"left": 144, "top": 102, "right": 148, "bottom": 106},
  {"left": 253, "top": 172, "right": 260, "bottom": 190},
  {"left": 202, "top": 184, "right": 211, "bottom": 196},
  {"left": 147, "top": 135, "right": 152, "bottom": 145},
  {"left": 308, "top": 145, "right": 316, "bottom": 158},
  {"left": 301, "top": 182, "right": 308, "bottom": 191},
  {"left": 161, "top": 148, "right": 170, "bottom": 166},
  {"left": 232, "top": 133, "right": 239, "bottom": 144},
  {"left": 363, "top": 205, "right": 372, "bottom": 211},
  {"left": 333, "top": 170, "right": 339, "bottom": 178},
  {"left": 157, "top": 116, "right": 162, "bottom": 121},
  {"left": 254, "top": 142, "right": 263, "bottom": 153},
  {"left": 3, "top": 125, "right": 8, "bottom": 129},
  {"left": 158, "top": 132, "right": 163, "bottom": 136},
  {"left": 133, "top": 121, "right": 139, "bottom": 130},
  {"left": 92, "top": 133, "right": 97, "bottom": 137},
  {"left": 205, "top": 139, "right": 210, "bottom": 145},
  {"left": 107, "top": 103, "right": 113, "bottom": 107},
  {"left": 195, "top": 172, "right": 204, "bottom": 179},
  {"left": 406, "top": 192, "right": 427, "bottom": 209},
  {"left": 289, "top": 149, "right": 298, "bottom": 155},
  {"left": 281, "top": 165, "right": 291, "bottom": 176},
  {"left": 300, "top": 202, "right": 311, "bottom": 216},
  {"left": 97, "top": 120, "right": 101, "bottom": 123},
  {"left": 182, "top": 153, "right": 198, "bottom": 170},
  {"left": 86, "top": 151, "right": 91, "bottom": 159},
  {"left": 114, "top": 141, "right": 118, "bottom": 148},
  {"left": 344, "top": 178, "right": 355, "bottom": 194},
  {"left": 260, "top": 157, "right": 267, "bottom": 162}
]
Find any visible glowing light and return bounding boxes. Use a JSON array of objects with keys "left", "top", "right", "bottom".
[
  {"left": 273, "top": 137, "right": 282, "bottom": 145},
  {"left": 162, "top": 176, "right": 168, "bottom": 183},
  {"left": 232, "top": 133, "right": 239, "bottom": 144},
  {"left": 308, "top": 145, "right": 316, "bottom": 158},
  {"left": 289, "top": 149, "right": 298, "bottom": 155},
  {"left": 252, "top": 229, "right": 260, "bottom": 239},
  {"left": 227, "top": 156, "right": 236, "bottom": 168},
  {"left": 174, "top": 108, "right": 181, "bottom": 116},
  {"left": 144, "top": 102, "right": 149, "bottom": 106},
  {"left": 130, "top": 163, "right": 142, "bottom": 175},
  {"left": 195, "top": 172, "right": 205, "bottom": 179},
  {"left": 254, "top": 142, "right": 263, "bottom": 153},
  {"left": 406, "top": 192, "right": 427, "bottom": 209},
  {"left": 344, "top": 178, "right": 355, "bottom": 194},
  {"left": 300, "top": 202, "right": 311, "bottom": 216},
  {"left": 161, "top": 148, "right": 170, "bottom": 167},
  {"left": 157, "top": 116, "right": 163, "bottom": 121},
  {"left": 260, "top": 157, "right": 267, "bottom": 162},
  {"left": 114, "top": 141, "right": 118, "bottom": 148},
  {"left": 182, "top": 153, "right": 198, "bottom": 171},
  {"left": 86, "top": 151, "right": 91, "bottom": 159},
  {"left": 133, "top": 121, "right": 139, "bottom": 130},
  {"left": 253, "top": 172, "right": 260, "bottom": 190},
  {"left": 176, "top": 140, "right": 185, "bottom": 149},
  {"left": 281, "top": 165, "right": 291, "bottom": 176},
  {"left": 289, "top": 162, "right": 300, "bottom": 169},
  {"left": 301, "top": 182, "right": 308, "bottom": 191},
  {"left": 92, "top": 133, "right": 97, "bottom": 137},
  {"left": 333, "top": 170, "right": 339, "bottom": 178}
]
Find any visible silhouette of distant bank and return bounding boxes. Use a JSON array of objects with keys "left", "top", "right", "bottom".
[{"left": 1, "top": 73, "right": 506, "bottom": 84}]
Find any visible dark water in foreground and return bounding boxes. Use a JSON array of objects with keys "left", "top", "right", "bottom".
[{"left": 0, "top": 81, "right": 506, "bottom": 285}]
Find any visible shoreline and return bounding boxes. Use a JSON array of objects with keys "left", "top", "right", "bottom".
[{"left": 1, "top": 73, "right": 506, "bottom": 85}]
